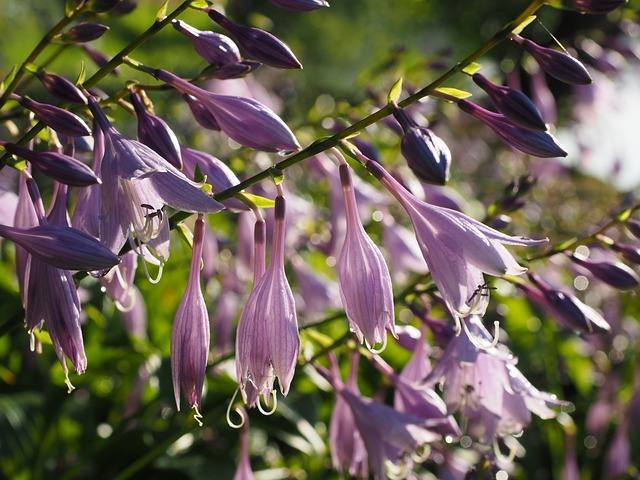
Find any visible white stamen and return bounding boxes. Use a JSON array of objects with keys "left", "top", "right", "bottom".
[
  {"left": 462, "top": 319, "right": 500, "bottom": 350},
  {"left": 193, "top": 405, "right": 203, "bottom": 427},
  {"left": 365, "top": 334, "right": 388, "bottom": 355},
  {"left": 65, "top": 374, "right": 76, "bottom": 394},
  {"left": 226, "top": 388, "right": 246, "bottom": 429},
  {"left": 257, "top": 390, "right": 277, "bottom": 416}
]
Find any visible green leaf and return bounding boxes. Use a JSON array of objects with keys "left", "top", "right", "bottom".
[
  {"left": 511, "top": 15, "right": 536, "bottom": 35},
  {"left": 189, "top": 0, "right": 210, "bottom": 8},
  {"left": 270, "top": 167, "right": 284, "bottom": 185},
  {"left": 175, "top": 222, "right": 194, "bottom": 249},
  {"left": 617, "top": 208, "right": 633, "bottom": 222},
  {"left": 156, "top": 0, "right": 170, "bottom": 21},
  {"left": 461, "top": 62, "right": 482, "bottom": 75},
  {"left": 0, "top": 65, "right": 18, "bottom": 96},
  {"left": 434, "top": 87, "right": 472, "bottom": 100},
  {"left": 387, "top": 78, "right": 403, "bottom": 104},
  {"left": 237, "top": 192, "right": 275, "bottom": 209},
  {"left": 24, "top": 63, "right": 39, "bottom": 74},
  {"left": 76, "top": 61, "right": 86, "bottom": 86}
]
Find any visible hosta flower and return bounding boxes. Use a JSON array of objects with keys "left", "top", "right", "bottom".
[
  {"left": 153, "top": 68, "right": 300, "bottom": 153},
  {"left": 359, "top": 152, "right": 546, "bottom": 318},
  {"left": 337, "top": 162, "right": 395, "bottom": 349},
  {"left": 235, "top": 191, "right": 299, "bottom": 407},
  {"left": 172, "top": 20, "right": 242, "bottom": 66},
  {"left": 87, "top": 95, "right": 224, "bottom": 255}
]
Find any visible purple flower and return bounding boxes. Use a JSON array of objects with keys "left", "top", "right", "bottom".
[
  {"left": 235, "top": 192, "right": 299, "bottom": 407},
  {"left": 563, "top": 0, "right": 627, "bottom": 14},
  {"left": 171, "top": 215, "right": 210, "bottom": 416},
  {"left": 567, "top": 252, "right": 639, "bottom": 290},
  {"left": 472, "top": 73, "right": 547, "bottom": 131},
  {"left": 609, "top": 242, "right": 640, "bottom": 264},
  {"left": 233, "top": 408, "right": 256, "bottom": 480},
  {"left": 130, "top": 89, "right": 183, "bottom": 169},
  {"left": 360, "top": 152, "right": 546, "bottom": 317},
  {"left": 268, "top": 0, "right": 329, "bottom": 11},
  {"left": 154, "top": 69, "right": 300, "bottom": 153},
  {"left": 11, "top": 94, "right": 91, "bottom": 137},
  {"left": 207, "top": 9, "right": 302, "bottom": 69},
  {"left": 513, "top": 34, "right": 593, "bottom": 85},
  {"left": 87, "top": 96, "right": 224, "bottom": 254},
  {"left": 457, "top": 100, "right": 567, "bottom": 157},
  {"left": 337, "top": 162, "right": 395, "bottom": 349},
  {"left": 172, "top": 20, "right": 242, "bottom": 66}
]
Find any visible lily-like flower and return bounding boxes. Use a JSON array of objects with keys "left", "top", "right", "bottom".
[
  {"left": 268, "top": 0, "right": 329, "bottom": 11},
  {"left": 207, "top": 9, "right": 302, "bottom": 69},
  {"left": 87, "top": 95, "right": 224, "bottom": 255},
  {"left": 153, "top": 68, "right": 300, "bottom": 153},
  {"left": 11, "top": 94, "right": 91, "bottom": 137},
  {"left": 235, "top": 190, "right": 300, "bottom": 407},
  {"left": 471, "top": 73, "right": 547, "bottom": 131},
  {"left": 171, "top": 215, "right": 210, "bottom": 417},
  {"left": 457, "top": 100, "right": 567, "bottom": 158},
  {"left": 358, "top": 151, "right": 546, "bottom": 318},
  {"left": 337, "top": 162, "right": 395, "bottom": 349}
]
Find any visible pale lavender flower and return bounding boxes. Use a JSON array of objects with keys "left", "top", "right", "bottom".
[
  {"left": 382, "top": 215, "right": 428, "bottom": 277},
  {"left": 87, "top": 95, "right": 224, "bottom": 255},
  {"left": 337, "top": 162, "right": 395, "bottom": 349},
  {"left": 360, "top": 152, "right": 546, "bottom": 318},
  {"left": 72, "top": 118, "right": 103, "bottom": 239},
  {"left": 171, "top": 215, "right": 210, "bottom": 416},
  {"left": 268, "top": 0, "right": 329, "bottom": 11},
  {"left": 235, "top": 192, "right": 299, "bottom": 406},
  {"left": 11, "top": 94, "right": 91, "bottom": 137},
  {"left": 100, "top": 251, "right": 138, "bottom": 311},
  {"left": 291, "top": 255, "right": 340, "bottom": 320},
  {"left": 604, "top": 420, "right": 630, "bottom": 477},
  {"left": 120, "top": 287, "right": 147, "bottom": 339},
  {"left": 153, "top": 68, "right": 300, "bottom": 153},
  {"left": 207, "top": 9, "right": 302, "bottom": 69}
]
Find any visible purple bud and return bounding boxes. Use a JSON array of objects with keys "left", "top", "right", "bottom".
[
  {"left": 83, "top": 45, "right": 119, "bottom": 75},
  {"left": 112, "top": 0, "right": 137, "bottom": 15},
  {"left": 207, "top": 9, "right": 302, "bottom": 69},
  {"left": 60, "top": 23, "right": 109, "bottom": 43},
  {"left": 626, "top": 219, "right": 640, "bottom": 239},
  {"left": 13, "top": 95, "right": 91, "bottom": 137},
  {"left": 458, "top": 99, "right": 568, "bottom": 157},
  {"left": 562, "top": 0, "right": 627, "bottom": 14},
  {"left": 472, "top": 73, "right": 547, "bottom": 130},
  {"left": 130, "top": 89, "right": 183, "bottom": 169},
  {"left": 172, "top": 20, "right": 242, "bottom": 66},
  {"left": 515, "top": 36, "right": 593, "bottom": 85},
  {"left": 610, "top": 242, "right": 640, "bottom": 264},
  {"left": 206, "top": 60, "right": 261, "bottom": 80},
  {"left": 268, "top": 0, "right": 330, "bottom": 11},
  {"left": 1, "top": 143, "right": 100, "bottom": 187},
  {"left": 35, "top": 71, "right": 86, "bottom": 104},
  {"left": 0, "top": 223, "right": 121, "bottom": 272},
  {"left": 568, "top": 252, "right": 640, "bottom": 290},
  {"left": 182, "top": 94, "right": 221, "bottom": 131},
  {"left": 88, "top": 0, "right": 120, "bottom": 13}
]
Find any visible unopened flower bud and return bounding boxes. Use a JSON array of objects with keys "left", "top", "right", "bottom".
[
  {"left": 13, "top": 95, "right": 91, "bottom": 137},
  {"left": 60, "top": 23, "right": 109, "bottom": 43},
  {"left": 172, "top": 20, "right": 241, "bottom": 66},
  {"left": 609, "top": 242, "right": 640, "bottom": 264},
  {"left": 268, "top": 0, "right": 330, "bottom": 11},
  {"left": 88, "top": 0, "right": 120, "bottom": 13},
  {"left": 562, "top": 0, "right": 627, "bottom": 14},
  {"left": 35, "top": 70, "right": 86, "bottom": 104},
  {"left": 458, "top": 99, "right": 567, "bottom": 157},
  {"left": 207, "top": 9, "right": 302, "bottom": 69},
  {"left": 514, "top": 35, "right": 593, "bottom": 85},
  {"left": 625, "top": 219, "right": 640, "bottom": 239},
  {"left": 568, "top": 252, "right": 639, "bottom": 290},
  {"left": 1, "top": 143, "right": 100, "bottom": 186},
  {"left": 472, "top": 73, "right": 547, "bottom": 130},
  {"left": 182, "top": 94, "right": 221, "bottom": 131}
]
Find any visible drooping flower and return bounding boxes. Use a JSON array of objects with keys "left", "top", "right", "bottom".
[
  {"left": 336, "top": 161, "right": 395, "bottom": 349},
  {"left": 235, "top": 190, "right": 300, "bottom": 407},
  {"left": 358, "top": 151, "right": 546, "bottom": 318},
  {"left": 171, "top": 215, "right": 210, "bottom": 417},
  {"left": 153, "top": 68, "right": 300, "bottom": 153},
  {"left": 87, "top": 95, "right": 224, "bottom": 255}
]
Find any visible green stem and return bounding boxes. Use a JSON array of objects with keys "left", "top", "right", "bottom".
[{"left": 0, "top": 4, "right": 87, "bottom": 109}]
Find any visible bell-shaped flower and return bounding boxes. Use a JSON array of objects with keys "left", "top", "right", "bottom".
[
  {"left": 512, "top": 34, "right": 592, "bottom": 85},
  {"left": 567, "top": 252, "right": 639, "bottom": 290},
  {"left": 87, "top": 95, "right": 224, "bottom": 255},
  {"left": 471, "top": 73, "right": 547, "bottom": 131},
  {"left": 391, "top": 103, "right": 451, "bottom": 185},
  {"left": 337, "top": 162, "right": 395, "bottom": 349},
  {"left": 360, "top": 152, "right": 546, "bottom": 317},
  {"left": 172, "top": 20, "right": 242, "bottom": 66},
  {"left": 2, "top": 142, "right": 100, "bottom": 187},
  {"left": 523, "top": 273, "right": 611, "bottom": 333},
  {"left": 153, "top": 68, "right": 300, "bottom": 153},
  {"left": 171, "top": 215, "right": 210, "bottom": 417},
  {"left": 11, "top": 94, "right": 91, "bottom": 137},
  {"left": 235, "top": 191, "right": 299, "bottom": 407},
  {"left": 457, "top": 100, "right": 567, "bottom": 158},
  {"left": 130, "top": 89, "right": 182, "bottom": 169},
  {"left": 268, "top": 0, "right": 329, "bottom": 11},
  {"left": 207, "top": 9, "right": 302, "bottom": 69},
  {"left": 34, "top": 70, "right": 86, "bottom": 104}
]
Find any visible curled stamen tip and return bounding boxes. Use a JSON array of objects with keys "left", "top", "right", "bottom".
[
  {"left": 365, "top": 334, "right": 388, "bottom": 355},
  {"left": 65, "top": 375, "right": 76, "bottom": 394},
  {"left": 193, "top": 406, "right": 204, "bottom": 427},
  {"left": 257, "top": 390, "right": 278, "bottom": 416},
  {"left": 226, "top": 389, "right": 246, "bottom": 429}
]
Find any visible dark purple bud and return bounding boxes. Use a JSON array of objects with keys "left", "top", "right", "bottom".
[
  {"left": 268, "top": 0, "right": 330, "bottom": 11},
  {"left": 458, "top": 99, "right": 568, "bottom": 157},
  {"left": 172, "top": 20, "right": 241, "bottom": 66},
  {"left": 526, "top": 274, "right": 611, "bottom": 333},
  {"left": 82, "top": 45, "right": 118, "bottom": 75},
  {"left": 472, "top": 73, "right": 547, "bottom": 130},
  {"left": 112, "top": 0, "right": 136, "bottom": 15},
  {"left": 1, "top": 143, "right": 100, "bottom": 187},
  {"left": 562, "top": 0, "right": 627, "bottom": 14},
  {"left": 130, "top": 89, "right": 183, "bottom": 169},
  {"left": 0, "top": 223, "right": 121, "bottom": 271},
  {"left": 207, "top": 9, "right": 302, "bottom": 69},
  {"left": 182, "top": 94, "right": 221, "bottom": 131},
  {"left": 13, "top": 95, "right": 91, "bottom": 137},
  {"left": 60, "top": 23, "right": 109, "bottom": 43},
  {"left": 568, "top": 252, "right": 640, "bottom": 290},
  {"left": 625, "top": 219, "right": 640, "bottom": 239},
  {"left": 515, "top": 36, "right": 593, "bottom": 85},
  {"left": 610, "top": 243, "right": 640, "bottom": 264},
  {"left": 88, "top": 0, "right": 120, "bottom": 13},
  {"left": 35, "top": 71, "right": 86, "bottom": 104},
  {"left": 486, "top": 214, "right": 512, "bottom": 230}
]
